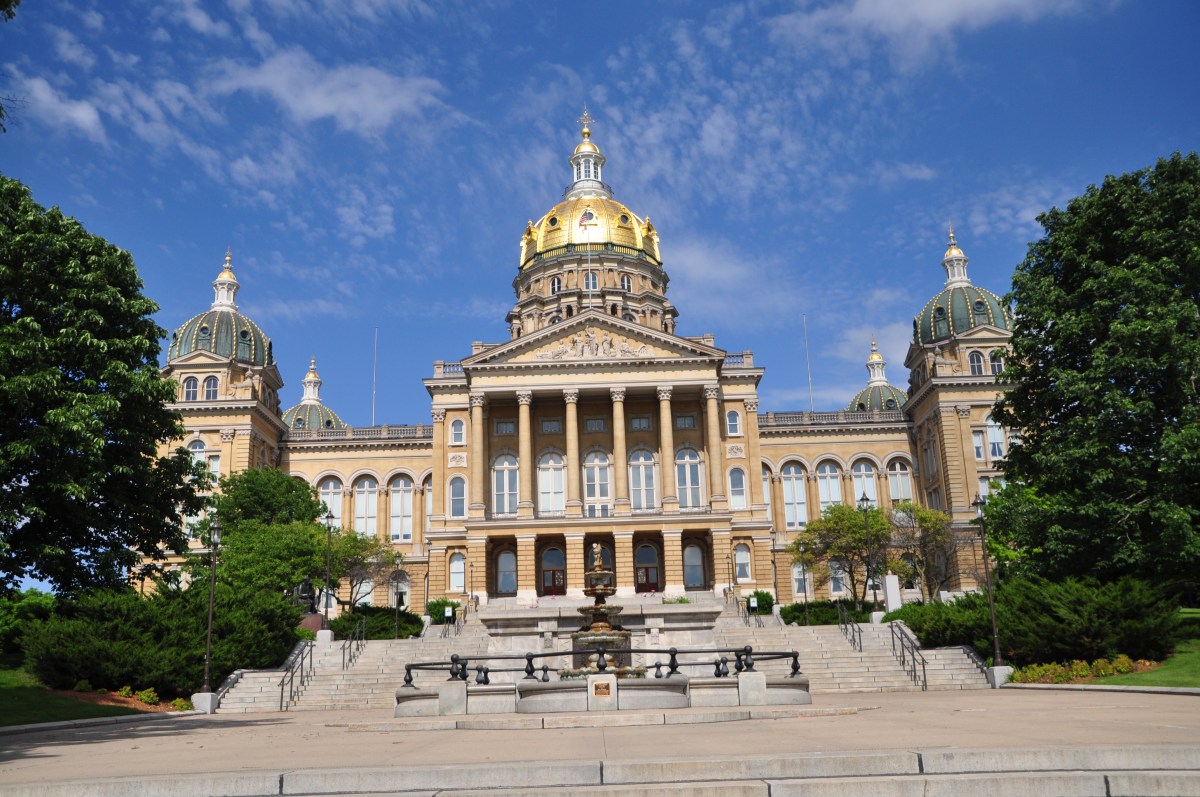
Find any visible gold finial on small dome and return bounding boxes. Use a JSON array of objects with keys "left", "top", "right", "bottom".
[
  {"left": 217, "top": 246, "right": 237, "bottom": 281},
  {"left": 577, "top": 105, "right": 595, "bottom": 139},
  {"left": 868, "top": 336, "right": 883, "bottom": 361},
  {"left": 945, "top": 225, "right": 964, "bottom": 259},
  {"left": 306, "top": 356, "right": 319, "bottom": 379}
]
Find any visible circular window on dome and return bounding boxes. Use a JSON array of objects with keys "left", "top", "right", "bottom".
[
  {"left": 199, "top": 325, "right": 210, "bottom": 336},
  {"left": 239, "top": 329, "right": 250, "bottom": 340},
  {"left": 974, "top": 299, "right": 986, "bottom": 313},
  {"left": 619, "top": 214, "right": 630, "bottom": 224},
  {"left": 886, "top": 398, "right": 897, "bottom": 409},
  {"left": 549, "top": 216, "right": 559, "bottom": 227},
  {"left": 325, "top": 419, "right": 333, "bottom": 428},
  {"left": 934, "top": 306, "right": 946, "bottom": 318}
]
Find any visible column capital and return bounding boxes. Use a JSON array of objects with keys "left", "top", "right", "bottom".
[
  {"left": 745, "top": 398, "right": 759, "bottom": 412},
  {"left": 563, "top": 388, "right": 579, "bottom": 404},
  {"left": 704, "top": 384, "right": 720, "bottom": 400},
  {"left": 610, "top": 387, "right": 626, "bottom": 403},
  {"left": 469, "top": 392, "right": 487, "bottom": 408},
  {"left": 516, "top": 390, "right": 533, "bottom": 405},
  {"left": 656, "top": 385, "right": 673, "bottom": 402},
  {"left": 431, "top": 408, "right": 446, "bottom": 423}
]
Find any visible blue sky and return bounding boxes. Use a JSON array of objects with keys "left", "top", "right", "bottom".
[{"left": 3, "top": 0, "right": 1198, "bottom": 425}]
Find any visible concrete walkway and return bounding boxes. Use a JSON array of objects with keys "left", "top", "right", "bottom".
[{"left": 0, "top": 687, "right": 1197, "bottom": 795}]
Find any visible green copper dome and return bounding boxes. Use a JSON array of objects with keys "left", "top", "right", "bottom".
[
  {"left": 913, "top": 231, "right": 1012, "bottom": 346},
  {"left": 168, "top": 251, "right": 274, "bottom": 367},
  {"left": 847, "top": 383, "right": 907, "bottom": 412},
  {"left": 282, "top": 403, "right": 346, "bottom": 431}
]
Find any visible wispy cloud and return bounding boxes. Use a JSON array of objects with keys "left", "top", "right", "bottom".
[
  {"left": 208, "top": 48, "right": 447, "bottom": 137},
  {"left": 7, "top": 71, "right": 106, "bottom": 142},
  {"left": 335, "top": 186, "right": 396, "bottom": 248},
  {"left": 168, "top": 0, "right": 233, "bottom": 38},
  {"left": 46, "top": 26, "right": 97, "bottom": 70}
]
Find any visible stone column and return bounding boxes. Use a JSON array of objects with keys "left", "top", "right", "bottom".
[
  {"left": 566, "top": 533, "right": 586, "bottom": 598},
  {"left": 516, "top": 390, "right": 534, "bottom": 519},
  {"left": 427, "top": 545, "right": 447, "bottom": 603},
  {"left": 516, "top": 534, "right": 537, "bottom": 603},
  {"left": 770, "top": 474, "right": 785, "bottom": 535},
  {"left": 657, "top": 386, "right": 678, "bottom": 510},
  {"left": 611, "top": 387, "right": 629, "bottom": 514},
  {"left": 614, "top": 531, "right": 635, "bottom": 597},
  {"left": 427, "top": 408, "right": 446, "bottom": 546},
  {"left": 469, "top": 392, "right": 486, "bottom": 519},
  {"left": 467, "top": 537, "right": 487, "bottom": 608},
  {"left": 704, "top": 385, "right": 727, "bottom": 509},
  {"left": 745, "top": 399, "right": 764, "bottom": 508},
  {"left": 711, "top": 529, "right": 732, "bottom": 596},
  {"left": 564, "top": 389, "right": 582, "bottom": 517},
  {"left": 662, "top": 529, "right": 684, "bottom": 596}
]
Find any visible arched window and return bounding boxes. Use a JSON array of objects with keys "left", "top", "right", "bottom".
[
  {"left": 990, "top": 350, "right": 1005, "bottom": 375},
  {"left": 550, "top": 276, "right": 561, "bottom": 295},
  {"left": 734, "top": 542, "right": 752, "bottom": 582},
  {"left": 422, "top": 477, "right": 432, "bottom": 531},
  {"left": 495, "top": 551, "right": 517, "bottom": 594},
  {"left": 676, "top": 447, "right": 703, "bottom": 509},
  {"left": 389, "top": 571, "right": 410, "bottom": 608},
  {"left": 729, "top": 468, "right": 747, "bottom": 509},
  {"left": 683, "top": 544, "right": 705, "bottom": 589},
  {"left": 356, "top": 579, "right": 374, "bottom": 606},
  {"left": 987, "top": 416, "right": 1006, "bottom": 458},
  {"left": 449, "top": 419, "right": 465, "bottom": 445},
  {"left": 183, "top": 377, "right": 198, "bottom": 401},
  {"left": 761, "top": 465, "right": 773, "bottom": 521},
  {"left": 969, "top": 351, "right": 985, "bottom": 375},
  {"left": 537, "top": 452, "right": 565, "bottom": 515},
  {"left": 354, "top": 477, "right": 377, "bottom": 537},
  {"left": 816, "top": 463, "right": 841, "bottom": 512},
  {"left": 726, "top": 410, "right": 741, "bottom": 436},
  {"left": 583, "top": 451, "right": 611, "bottom": 517},
  {"left": 541, "top": 547, "right": 565, "bottom": 594},
  {"left": 792, "top": 563, "right": 808, "bottom": 599},
  {"left": 620, "top": 274, "right": 632, "bottom": 292},
  {"left": 629, "top": 450, "right": 656, "bottom": 511},
  {"left": 781, "top": 463, "right": 807, "bottom": 527},
  {"left": 449, "top": 553, "right": 465, "bottom": 593},
  {"left": 320, "top": 478, "right": 342, "bottom": 527},
  {"left": 635, "top": 544, "right": 660, "bottom": 592},
  {"left": 829, "top": 561, "right": 847, "bottom": 595},
  {"left": 887, "top": 460, "right": 913, "bottom": 503},
  {"left": 492, "top": 454, "right": 518, "bottom": 516},
  {"left": 584, "top": 272, "right": 598, "bottom": 292},
  {"left": 852, "top": 461, "right": 877, "bottom": 506},
  {"left": 203, "top": 376, "right": 218, "bottom": 400},
  {"left": 389, "top": 476, "right": 414, "bottom": 542},
  {"left": 448, "top": 476, "right": 466, "bottom": 518}
]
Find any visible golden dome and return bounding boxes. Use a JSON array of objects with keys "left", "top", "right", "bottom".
[
  {"left": 217, "top": 248, "right": 237, "bottom": 282},
  {"left": 867, "top": 337, "right": 884, "bottom": 361},
  {"left": 519, "top": 196, "right": 661, "bottom": 268},
  {"left": 944, "top": 226, "right": 964, "bottom": 259}
]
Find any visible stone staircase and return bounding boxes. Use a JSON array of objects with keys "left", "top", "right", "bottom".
[{"left": 712, "top": 610, "right": 988, "bottom": 693}]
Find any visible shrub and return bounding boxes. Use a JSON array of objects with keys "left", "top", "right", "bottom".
[
  {"left": 118, "top": 685, "right": 133, "bottom": 697},
  {"left": 170, "top": 698, "right": 194, "bottom": 711},
  {"left": 136, "top": 687, "right": 159, "bottom": 706},
  {"left": 72, "top": 679, "right": 93, "bottom": 692},
  {"left": 1112, "top": 654, "right": 1135, "bottom": 674},
  {"left": 329, "top": 606, "right": 423, "bottom": 640},
  {"left": 663, "top": 596, "right": 691, "bottom": 604},
  {"left": 426, "top": 599, "right": 461, "bottom": 625},
  {"left": 1091, "top": 658, "right": 1115, "bottom": 677},
  {"left": 295, "top": 627, "right": 316, "bottom": 641},
  {"left": 781, "top": 599, "right": 869, "bottom": 626},
  {"left": 0, "top": 589, "right": 55, "bottom": 660},
  {"left": 746, "top": 590, "right": 774, "bottom": 615}
]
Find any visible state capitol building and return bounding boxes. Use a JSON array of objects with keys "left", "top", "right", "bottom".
[{"left": 161, "top": 114, "right": 1014, "bottom": 614}]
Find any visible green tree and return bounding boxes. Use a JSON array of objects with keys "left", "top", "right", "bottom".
[
  {"left": 212, "top": 467, "right": 325, "bottom": 527},
  {"left": 0, "top": 1, "right": 22, "bottom": 133},
  {"left": 788, "top": 503, "right": 890, "bottom": 609},
  {"left": 330, "top": 531, "right": 400, "bottom": 609},
  {"left": 888, "top": 501, "right": 955, "bottom": 602},
  {"left": 0, "top": 174, "right": 205, "bottom": 595},
  {"left": 992, "top": 152, "right": 1200, "bottom": 596}
]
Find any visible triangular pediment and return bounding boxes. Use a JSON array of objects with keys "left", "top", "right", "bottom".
[
  {"left": 462, "top": 312, "right": 724, "bottom": 369},
  {"left": 165, "top": 349, "right": 231, "bottom": 369}
]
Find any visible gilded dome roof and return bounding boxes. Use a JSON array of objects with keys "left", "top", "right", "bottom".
[
  {"left": 914, "top": 284, "right": 1011, "bottom": 346},
  {"left": 520, "top": 198, "right": 661, "bottom": 268},
  {"left": 282, "top": 403, "right": 346, "bottom": 431},
  {"left": 847, "top": 383, "right": 908, "bottom": 412},
  {"left": 168, "top": 251, "right": 274, "bottom": 366}
]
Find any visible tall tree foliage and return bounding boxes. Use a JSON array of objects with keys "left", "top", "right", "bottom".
[
  {"left": 993, "top": 153, "right": 1200, "bottom": 594},
  {"left": 788, "top": 503, "right": 891, "bottom": 609},
  {"left": 0, "top": 175, "right": 204, "bottom": 594},
  {"left": 888, "top": 501, "right": 956, "bottom": 602}
]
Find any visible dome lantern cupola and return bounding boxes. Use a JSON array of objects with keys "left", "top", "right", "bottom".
[
  {"left": 565, "top": 106, "right": 609, "bottom": 200},
  {"left": 167, "top": 250, "right": 275, "bottom": 367},
  {"left": 848, "top": 338, "right": 908, "bottom": 412},
  {"left": 942, "top": 226, "right": 970, "bottom": 288},
  {"left": 913, "top": 230, "right": 1012, "bottom": 346},
  {"left": 212, "top": 248, "right": 240, "bottom": 310},
  {"left": 282, "top": 357, "right": 346, "bottom": 432}
]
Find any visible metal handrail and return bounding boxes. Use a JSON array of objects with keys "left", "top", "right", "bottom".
[
  {"left": 400, "top": 644, "right": 805, "bottom": 688},
  {"left": 836, "top": 601, "right": 862, "bottom": 652},
  {"left": 341, "top": 618, "right": 367, "bottom": 670},
  {"left": 889, "top": 622, "right": 928, "bottom": 690},
  {"left": 277, "top": 641, "right": 314, "bottom": 711}
]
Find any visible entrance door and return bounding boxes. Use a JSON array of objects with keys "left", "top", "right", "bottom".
[
  {"left": 541, "top": 547, "right": 566, "bottom": 595},
  {"left": 683, "top": 544, "right": 706, "bottom": 589},
  {"left": 634, "top": 544, "right": 660, "bottom": 593}
]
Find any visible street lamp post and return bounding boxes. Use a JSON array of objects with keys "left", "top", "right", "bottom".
[
  {"left": 972, "top": 493, "right": 1005, "bottom": 667},
  {"left": 324, "top": 510, "right": 335, "bottom": 618},
  {"left": 857, "top": 492, "right": 878, "bottom": 609},
  {"left": 202, "top": 517, "right": 222, "bottom": 693}
]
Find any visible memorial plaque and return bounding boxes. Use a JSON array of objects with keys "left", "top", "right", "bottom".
[{"left": 593, "top": 681, "right": 611, "bottom": 697}]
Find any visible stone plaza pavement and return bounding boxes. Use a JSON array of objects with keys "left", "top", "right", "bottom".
[{"left": 1, "top": 686, "right": 1198, "bottom": 796}]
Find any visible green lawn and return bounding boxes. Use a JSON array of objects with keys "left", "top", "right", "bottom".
[
  {"left": 0, "top": 667, "right": 142, "bottom": 727},
  {"left": 1088, "top": 609, "right": 1200, "bottom": 688}
]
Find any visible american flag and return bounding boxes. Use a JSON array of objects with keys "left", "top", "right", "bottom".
[{"left": 579, "top": 210, "right": 594, "bottom": 226}]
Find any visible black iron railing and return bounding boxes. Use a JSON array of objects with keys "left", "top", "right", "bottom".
[
  {"left": 277, "top": 641, "right": 314, "bottom": 711},
  {"left": 341, "top": 618, "right": 367, "bottom": 670},
  {"left": 889, "top": 622, "right": 928, "bottom": 690},
  {"left": 836, "top": 601, "right": 862, "bottom": 652},
  {"left": 400, "top": 645, "right": 803, "bottom": 688}
]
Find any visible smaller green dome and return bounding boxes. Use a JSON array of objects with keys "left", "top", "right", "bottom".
[
  {"left": 282, "top": 403, "right": 346, "bottom": 431},
  {"left": 847, "top": 384, "right": 907, "bottom": 412}
]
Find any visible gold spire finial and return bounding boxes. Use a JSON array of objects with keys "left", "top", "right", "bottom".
[
  {"left": 306, "top": 356, "right": 319, "bottom": 379},
  {"left": 217, "top": 246, "right": 237, "bottom": 281},
  {"left": 577, "top": 105, "right": 595, "bottom": 139},
  {"left": 225, "top": 246, "right": 232, "bottom": 264},
  {"left": 868, "top": 336, "right": 883, "bottom": 361},
  {"left": 944, "top": 224, "right": 964, "bottom": 259},
  {"left": 947, "top": 224, "right": 956, "bottom": 245}
]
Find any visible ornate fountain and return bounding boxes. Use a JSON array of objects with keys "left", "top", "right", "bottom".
[{"left": 562, "top": 543, "right": 643, "bottom": 677}]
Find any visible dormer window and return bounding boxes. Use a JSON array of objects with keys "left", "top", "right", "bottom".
[
  {"left": 294, "top": 417, "right": 305, "bottom": 429},
  {"left": 621, "top": 275, "right": 632, "bottom": 292},
  {"left": 550, "top": 277, "right": 561, "bottom": 295}
]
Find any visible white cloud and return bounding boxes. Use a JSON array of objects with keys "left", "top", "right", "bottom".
[
  {"left": 965, "top": 182, "right": 1065, "bottom": 240},
  {"left": 8, "top": 71, "right": 106, "bottom": 142},
  {"left": 94, "top": 78, "right": 220, "bottom": 150},
  {"left": 169, "top": 0, "right": 232, "bottom": 37},
  {"left": 105, "top": 47, "right": 141, "bottom": 69},
  {"left": 46, "top": 26, "right": 97, "bottom": 70},
  {"left": 874, "top": 160, "right": 936, "bottom": 187},
  {"left": 334, "top": 186, "right": 396, "bottom": 248},
  {"left": 209, "top": 48, "right": 447, "bottom": 137}
]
